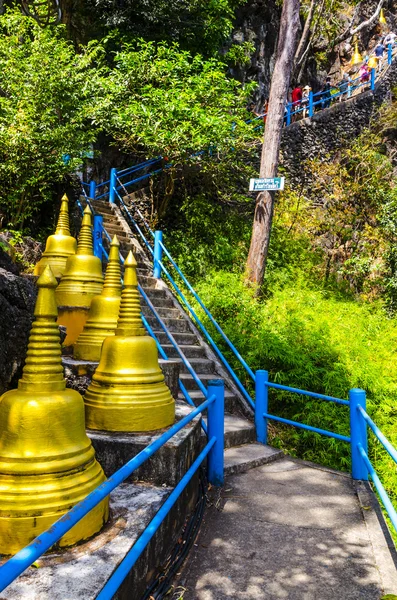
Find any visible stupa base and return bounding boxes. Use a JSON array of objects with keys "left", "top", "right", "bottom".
[
  {"left": 57, "top": 305, "right": 90, "bottom": 346},
  {"left": 0, "top": 465, "right": 200, "bottom": 599}
]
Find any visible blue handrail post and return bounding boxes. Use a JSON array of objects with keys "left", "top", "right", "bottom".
[
  {"left": 93, "top": 215, "right": 103, "bottom": 260},
  {"left": 109, "top": 168, "right": 117, "bottom": 204},
  {"left": 89, "top": 180, "right": 96, "bottom": 200},
  {"left": 388, "top": 43, "right": 393, "bottom": 65},
  {"left": 207, "top": 379, "right": 225, "bottom": 486},
  {"left": 349, "top": 388, "right": 368, "bottom": 480},
  {"left": 370, "top": 68, "right": 376, "bottom": 91},
  {"left": 309, "top": 91, "right": 314, "bottom": 118},
  {"left": 286, "top": 103, "right": 292, "bottom": 126},
  {"left": 255, "top": 370, "right": 268, "bottom": 445},
  {"left": 153, "top": 230, "right": 163, "bottom": 279}
]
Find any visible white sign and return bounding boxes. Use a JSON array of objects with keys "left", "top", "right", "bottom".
[{"left": 249, "top": 177, "right": 285, "bottom": 192}]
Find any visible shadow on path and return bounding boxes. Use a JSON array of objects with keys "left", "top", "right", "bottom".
[{"left": 179, "top": 457, "right": 396, "bottom": 600}]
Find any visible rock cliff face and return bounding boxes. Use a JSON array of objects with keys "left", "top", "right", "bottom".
[
  {"left": 229, "top": 0, "right": 280, "bottom": 106},
  {"left": 280, "top": 57, "right": 397, "bottom": 185},
  {"left": 231, "top": 0, "right": 397, "bottom": 106},
  {"left": 0, "top": 250, "right": 36, "bottom": 395}
]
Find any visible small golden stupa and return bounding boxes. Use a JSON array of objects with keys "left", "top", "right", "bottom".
[
  {"left": 74, "top": 235, "right": 122, "bottom": 362},
  {"left": 379, "top": 8, "right": 387, "bottom": 25},
  {"left": 56, "top": 205, "right": 104, "bottom": 346},
  {"left": 0, "top": 266, "right": 108, "bottom": 555},
  {"left": 34, "top": 194, "right": 77, "bottom": 278},
  {"left": 352, "top": 41, "right": 363, "bottom": 65},
  {"left": 84, "top": 251, "right": 175, "bottom": 432}
]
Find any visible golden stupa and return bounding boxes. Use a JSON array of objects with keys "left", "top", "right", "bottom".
[
  {"left": 379, "top": 8, "right": 387, "bottom": 25},
  {"left": 34, "top": 194, "right": 77, "bottom": 278},
  {"left": 56, "top": 205, "right": 104, "bottom": 308},
  {"left": 56, "top": 205, "right": 104, "bottom": 346},
  {"left": 74, "top": 235, "right": 122, "bottom": 362},
  {"left": 84, "top": 251, "right": 175, "bottom": 432},
  {"left": 0, "top": 266, "right": 108, "bottom": 555},
  {"left": 352, "top": 41, "right": 363, "bottom": 65}
]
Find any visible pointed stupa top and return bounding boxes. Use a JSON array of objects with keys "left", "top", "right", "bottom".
[
  {"left": 115, "top": 250, "right": 145, "bottom": 337},
  {"left": 102, "top": 235, "right": 122, "bottom": 297},
  {"left": 76, "top": 206, "right": 94, "bottom": 257},
  {"left": 19, "top": 266, "right": 65, "bottom": 392},
  {"left": 55, "top": 194, "right": 72, "bottom": 236}
]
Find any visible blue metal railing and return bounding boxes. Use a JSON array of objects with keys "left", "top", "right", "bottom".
[
  {"left": 0, "top": 383, "right": 225, "bottom": 595},
  {"left": 254, "top": 369, "right": 397, "bottom": 535},
  {"left": 250, "top": 42, "right": 397, "bottom": 127},
  {"left": 110, "top": 196, "right": 255, "bottom": 409}
]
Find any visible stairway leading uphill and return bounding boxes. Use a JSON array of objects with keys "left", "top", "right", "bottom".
[{"left": 89, "top": 198, "right": 283, "bottom": 472}]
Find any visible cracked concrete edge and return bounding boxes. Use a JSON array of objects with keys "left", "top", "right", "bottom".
[{"left": 355, "top": 480, "right": 397, "bottom": 595}]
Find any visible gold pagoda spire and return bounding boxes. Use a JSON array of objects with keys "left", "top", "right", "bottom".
[
  {"left": 34, "top": 194, "right": 77, "bottom": 278},
  {"left": 74, "top": 235, "right": 122, "bottom": 361},
  {"left": 84, "top": 250, "right": 175, "bottom": 432},
  {"left": 103, "top": 235, "right": 122, "bottom": 295},
  {"left": 76, "top": 205, "right": 95, "bottom": 256},
  {"left": 55, "top": 194, "right": 72, "bottom": 236},
  {"left": 0, "top": 266, "right": 108, "bottom": 554},
  {"left": 56, "top": 205, "right": 103, "bottom": 309},
  {"left": 115, "top": 250, "right": 145, "bottom": 337}
]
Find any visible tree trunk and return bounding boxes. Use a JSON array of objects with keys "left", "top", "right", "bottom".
[
  {"left": 294, "top": 0, "right": 315, "bottom": 67},
  {"left": 246, "top": 0, "right": 301, "bottom": 289}
]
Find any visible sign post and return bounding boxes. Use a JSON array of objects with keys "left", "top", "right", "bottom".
[{"left": 249, "top": 177, "right": 285, "bottom": 192}]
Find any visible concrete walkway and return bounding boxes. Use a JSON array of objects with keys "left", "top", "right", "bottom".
[{"left": 178, "top": 457, "right": 397, "bottom": 599}]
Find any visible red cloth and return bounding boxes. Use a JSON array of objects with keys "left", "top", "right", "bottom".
[{"left": 291, "top": 87, "right": 302, "bottom": 105}]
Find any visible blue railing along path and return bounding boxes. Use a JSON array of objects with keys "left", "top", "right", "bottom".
[
  {"left": 0, "top": 382, "right": 225, "bottom": 595},
  {"left": 255, "top": 369, "right": 397, "bottom": 536}
]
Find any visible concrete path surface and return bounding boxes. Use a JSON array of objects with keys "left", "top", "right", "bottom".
[{"left": 178, "top": 457, "right": 397, "bottom": 599}]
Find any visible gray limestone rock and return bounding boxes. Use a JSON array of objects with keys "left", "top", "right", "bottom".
[{"left": 0, "top": 266, "right": 37, "bottom": 395}]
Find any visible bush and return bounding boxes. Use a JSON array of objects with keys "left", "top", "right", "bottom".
[{"left": 192, "top": 269, "right": 397, "bottom": 501}]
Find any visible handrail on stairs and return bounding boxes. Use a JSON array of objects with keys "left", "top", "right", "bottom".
[
  {"left": 106, "top": 193, "right": 255, "bottom": 409},
  {"left": 0, "top": 387, "right": 224, "bottom": 594}
]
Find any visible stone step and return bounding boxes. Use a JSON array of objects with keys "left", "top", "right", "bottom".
[
  {"left": 104, "top": 225, "right": 129, "bottom": 237},
  {"left": 141, "top": 306, "right": 182, "bottom": 320},
  {"left": 162, "top": 344, "right": 206, "bottom": 358},
  {"left": 92, "top": 206, "right": 115, "bottom": 217},
  {"left": 138, "top": 275, "right": 158, "bottom": 288},
  {"left": 175, "top": 357, "right": 215, "bottom": 375},
  {"left": 103, "top": 218, "right": 122, "bottom": 235},
  {"left": 140, "top": 288, "right": 167, "bottom": 300},
  {"left": 137, "top": 267, "right": 154, "bottom": 278},
  {"left": 140, "top": 296, "right": 175, "bottom": 309},
  {"left": 201, "top": 414, "right": 256, "bottom": 449},
  {"left": 99, "top": 209, "right": 118, "bottom": 219},
  {"left": 179, "top": 372, "right": 219, "bottom": 390},
  {"left": 178, "top": 388, "right": 238, "bottom": 414},
  {"left": 145, "top": 316, "right": 191, "bottom": 333},
  {"left": 153, "top": 331, "right": 199, "bottom": 345},
  {"left": 224, "top": 443, "right": 284, "bottom": 476}
]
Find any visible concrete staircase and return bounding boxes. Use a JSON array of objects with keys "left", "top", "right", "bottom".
[{"left": 89, "top": 199, "right": 283, "bottom": 473}]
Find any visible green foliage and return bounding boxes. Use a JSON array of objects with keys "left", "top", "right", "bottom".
[
  {"left": 92, "top": 38, "right": 257, "bottom": 163},
  {"left": 192, "top": 268, "right": 397, "bottom": 501},
  {"left": 224, "top": 41, "right": 255, "bottom": 67},
  {"left": 88, "top": 0, "right": 247, "bottom": 57},
  {"left": 0, "top": 10, "right": 99, "bottom": 228},
  {"left": 301, "top": 125, "right": 397, "bottom": 304}
]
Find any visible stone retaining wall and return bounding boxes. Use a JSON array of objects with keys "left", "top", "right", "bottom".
[{"left": 280, "top": 60, "right": 397, "bottom": 184}]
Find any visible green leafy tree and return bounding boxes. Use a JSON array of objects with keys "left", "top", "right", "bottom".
[
  {"left": 0, "top": 10, "right": 99, "bottom": 228},
  {"left": 92, "top": 39, "right": 257, "bottom": 164},
  {"left": 86, "top": 0, "right": 246, "bottom": 56}
]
